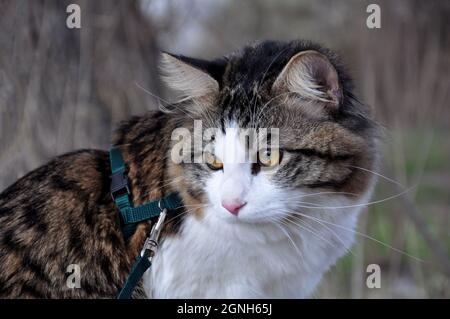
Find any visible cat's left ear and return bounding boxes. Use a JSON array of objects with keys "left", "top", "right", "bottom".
[
  {"left": 159, "top": 53, "right": 222, "bottom": 104},
  {"left": 272, "top": 50, "right": 342, "bottom": 109}
]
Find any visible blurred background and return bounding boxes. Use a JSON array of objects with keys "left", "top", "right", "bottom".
[{"left": 0, "top": 0, "right": 449, "bottom": 298}]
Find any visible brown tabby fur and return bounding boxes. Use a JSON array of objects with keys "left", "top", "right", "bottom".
[{"left": 0, "top": 112, "right": 182, "bottom": 298}]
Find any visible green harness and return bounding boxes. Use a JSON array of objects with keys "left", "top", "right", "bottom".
[{"left": 109, "top": 147, "right": 183, "bottom": 299}]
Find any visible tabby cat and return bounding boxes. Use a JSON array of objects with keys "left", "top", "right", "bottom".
[{"left": 0, "top": 40, "right": 378, "bottom": 298}]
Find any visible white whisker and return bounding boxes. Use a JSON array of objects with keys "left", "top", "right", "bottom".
[
  {"left": 269, "top": 218, "right": 305, "bottom": 263},
  {"left": 280, "top": 184, "right": 417, "bottom": 210},
  {"left": 281, "top": 215, "right": 337, "bottom": 249},
  {"left": 286, "top": 210, "right": 423, "bottom": 262},
  {"left": 348, "top": 165, "right": 405, "bottom": 188}
]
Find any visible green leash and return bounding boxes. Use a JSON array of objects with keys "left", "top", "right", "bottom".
[{"left": 109, "top": 147, "right": 183, "bottom": 299}]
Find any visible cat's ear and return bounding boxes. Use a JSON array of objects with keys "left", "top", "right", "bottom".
[
  {"left": 272, "top": 50, "right": 342, "bottom": 109},
  {"left": 159, "top": 53, "right": 220, "bottom": 102}
]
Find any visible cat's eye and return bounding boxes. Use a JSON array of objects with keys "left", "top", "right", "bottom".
[
  {"left": 204, "top": 152, "right": 223, "bottom": 170},
  {"left": 258, "top": 149, "right": 282, "bottom": 167}
]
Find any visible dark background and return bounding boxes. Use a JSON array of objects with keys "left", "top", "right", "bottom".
[{"left": 0, "top": 0, "right": 449, "bottom": 298}]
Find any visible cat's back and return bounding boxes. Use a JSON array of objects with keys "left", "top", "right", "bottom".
[
  {"left": 0, "top": 149, "right": 129, "bottom": 298},
  {"left": 0, "top": 149, "right": 109, "bottom": 201}
]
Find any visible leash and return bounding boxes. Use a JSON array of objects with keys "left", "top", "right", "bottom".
[{"left": 109, "top": 147, "right": 183, "bottom": 299}]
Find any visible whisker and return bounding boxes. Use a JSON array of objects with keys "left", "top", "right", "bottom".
[
  {"left": 279, "top": 184, "right": 417, "bottom": 210},
  {"left": 286, "top": 213, "right": 354, "bottom": 256},
  {"left": 288, "top": 191, "right": 359, "bottom": 198},
  {"left": 269, "top": 218, "right": 305, "bottom": 263},
  {"left": 136, "top": 176, "right": 185, "bottom": 200},
  {"left": 286, "top": 210, "right": 424, "bottom": 262},
  {"left": 164, "top": 204, "right": 212, "bottom": 226},
  {"left": 281, "top": 215, "right": 338, "bottom": 249},
  {"left": 348, "top": 165, "right": 405, "bottom": 188},
  {"left": 135, "top": 82, "right": 196, "bottom": 121}
]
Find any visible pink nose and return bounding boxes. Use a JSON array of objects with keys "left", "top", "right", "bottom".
[{"left": 221, "top": 200, "right": 247, "bottom": 215}]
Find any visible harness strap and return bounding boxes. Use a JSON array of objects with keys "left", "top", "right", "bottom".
[
  {"left": 120, "top": 193, "right": 182, "bottom": 224},
  {"left": 109, "top": 147, "right": 182, "bottom": 239},
  {"left": 109, "top": 147, "right": 183, "bottom": 299},
  {"left": 117, "top": 255, "right": 152, "bottom": 299}
]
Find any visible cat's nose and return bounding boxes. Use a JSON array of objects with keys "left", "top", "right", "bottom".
[{"left": 221, "top": 200, "right": 247, "bottom": 215}]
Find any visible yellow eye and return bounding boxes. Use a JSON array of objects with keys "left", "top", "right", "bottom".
[
  {"left": 204, "top": 152, "right": 223, "bottom": 170},
  {"left": 258, "top": 149, "right": 281, "bottom": 167}
]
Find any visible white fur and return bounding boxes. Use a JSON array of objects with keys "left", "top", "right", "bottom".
[{"left": 143, "top": 125, "right": 374, "bottom": 298}]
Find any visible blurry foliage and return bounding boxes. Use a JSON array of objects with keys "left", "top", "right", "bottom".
[{"left": 0, "top": 0, "right": 449, "bottom": 298}]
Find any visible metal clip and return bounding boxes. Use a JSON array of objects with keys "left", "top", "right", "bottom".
[{"left": 140, "top": 202, "right": 167, "bottom": 262}]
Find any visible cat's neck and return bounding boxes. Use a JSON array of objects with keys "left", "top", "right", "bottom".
[
  {"left": 111, "top": 112, "right": 183, "bottom": 256},
  {"left": 112, "top": 112, "right": 177, "bottom": 203}
]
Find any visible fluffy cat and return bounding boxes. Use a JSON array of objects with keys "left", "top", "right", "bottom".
[{"left": 0, "top": 40, "right": 378, "bottom": 298}]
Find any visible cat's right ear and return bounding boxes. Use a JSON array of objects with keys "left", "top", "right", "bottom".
[
  {"left": 272, "top": 50, "right": 342, "bottom": 111},
  {"left": 159, "top": 53, "right": 220, "bottom": 105}
]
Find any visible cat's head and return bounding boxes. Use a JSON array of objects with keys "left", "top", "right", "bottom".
[{"left": 163, "top": 40, "right": 378, "bottom": 224}]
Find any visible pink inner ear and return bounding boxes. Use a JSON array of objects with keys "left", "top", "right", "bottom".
[
  {"left": 306, "top": 53, "right": 342, "bottom": 106},
  {"left": 327, "top": 87, "right": 342, "bottom": 106},
  {"left": 272, "top": 50, "right": 342, "bottom": 108}
]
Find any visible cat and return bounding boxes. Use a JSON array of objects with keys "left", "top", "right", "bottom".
[{"left": 0, "top": 40, "right": 378, "bottom": 298}]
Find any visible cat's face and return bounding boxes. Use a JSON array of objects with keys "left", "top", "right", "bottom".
[
  {"left": 164, "top": 41, "right": 377, "bottom": 224},
  {"left": 203, "top": 125, "right": 288, "bottom": 223}
]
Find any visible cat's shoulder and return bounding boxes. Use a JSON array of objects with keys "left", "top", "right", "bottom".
[
  {"left": 0, "top": 149, "right": 110, "bottom": 205},
  {"left": 112, "top": 111, "right": 170, "bottom": 145}
]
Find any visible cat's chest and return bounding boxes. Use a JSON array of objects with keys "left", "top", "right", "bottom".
[{"left": 142, "top": 212, "right": 328, "bottom": 298}]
